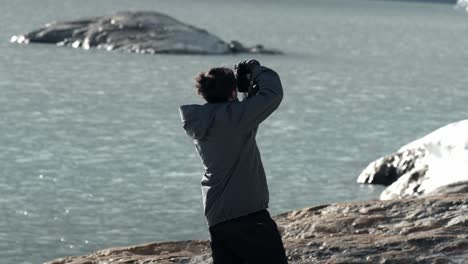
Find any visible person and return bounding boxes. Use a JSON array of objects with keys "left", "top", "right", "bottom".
[{"left": 179, "top": 59, "right": 288, "bottom": 264}]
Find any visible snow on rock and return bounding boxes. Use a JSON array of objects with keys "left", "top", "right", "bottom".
[
  {"left": 358, "top": 120, "right": 468, "bottom": 200},
  {"left": 455, "top": 0, "right": 468, "bottom": 12}
]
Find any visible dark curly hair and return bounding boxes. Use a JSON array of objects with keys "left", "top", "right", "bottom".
[{"left": 194, "top": 67, "right": 236, "bottom": 103}]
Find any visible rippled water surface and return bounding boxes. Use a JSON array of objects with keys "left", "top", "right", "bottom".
[{"left": 1, "top": 0, "right": 468, "bottom": 263}]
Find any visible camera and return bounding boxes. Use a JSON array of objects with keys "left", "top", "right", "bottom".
[{"left": 235, "top": 63, "right": 253, "bottom": 93}]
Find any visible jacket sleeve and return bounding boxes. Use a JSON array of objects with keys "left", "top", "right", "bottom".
[{"left": 230, "top": 66, "right": 283, "bottom": 131}]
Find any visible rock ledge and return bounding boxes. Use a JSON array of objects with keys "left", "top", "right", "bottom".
[{"left": 47, "top": 193, "right": 468, "bottom": 264}]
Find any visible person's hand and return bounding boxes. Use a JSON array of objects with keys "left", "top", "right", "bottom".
[
  {"left": 236, "top": 59, "right": 260, "bottom": 74},
  {"left": 235, "top": 59, "right": 261, "bottom": 93}
]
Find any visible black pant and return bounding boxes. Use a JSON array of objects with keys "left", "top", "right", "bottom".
[{"left": 208, "top": 209, "right": 288, "bottom": 264}]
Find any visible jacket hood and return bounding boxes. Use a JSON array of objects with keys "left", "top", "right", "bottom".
[{"left": 179, "top": 104, "right": 217, "bottom": 140}]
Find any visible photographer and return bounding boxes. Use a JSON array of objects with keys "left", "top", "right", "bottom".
[{"left": 179, "top": 60, "right": 287, "bottom": 263}]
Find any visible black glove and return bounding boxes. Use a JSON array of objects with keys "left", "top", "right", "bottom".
[{"left": 235, "top": 59, "right": 260, "bottom": 93}]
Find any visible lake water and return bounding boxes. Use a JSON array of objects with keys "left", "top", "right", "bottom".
[{"left": 1, "top": 0, "right": 468, "bottom": 263}]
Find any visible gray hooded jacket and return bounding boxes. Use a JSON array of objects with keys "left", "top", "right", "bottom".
[{"left": 179, "top": 66, "right": 283, "bottom": 227}]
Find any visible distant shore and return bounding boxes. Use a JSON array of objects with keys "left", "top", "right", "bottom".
[{"left": 376, "top": 0, "right": 456, "bottom": 4}]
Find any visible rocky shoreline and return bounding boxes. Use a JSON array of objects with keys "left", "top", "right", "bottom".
[{"left": 47, "top": 193, "right": 467, "bottom": 264}]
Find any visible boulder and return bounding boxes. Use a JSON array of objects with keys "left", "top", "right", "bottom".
[
  {"left": 46, "top": 193, "right": 468, "bottom": 264},
  {"left": 357, "top": 120, "right": 468, "bottom": 200},
  {"left": 10, "top": 11, "right": 282, "bottom": 55}
]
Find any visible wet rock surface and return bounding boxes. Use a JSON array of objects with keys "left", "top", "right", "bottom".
[
  {"left": 357, "top": 120, "right": 468, "bottom": 200},
  {"left": 46, "top": 193, "right": 468, "bottom": 264},
  {"left": 11, "top": 11, "right": 281, "bottom": 55}
]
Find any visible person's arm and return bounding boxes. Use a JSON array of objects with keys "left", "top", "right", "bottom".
[{"left": 231, "top": 65, "right": 283, "bottom": 131}]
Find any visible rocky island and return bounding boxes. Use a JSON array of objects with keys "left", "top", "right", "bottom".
[{"left": 10, "top": 11, "right": 281, "bottom": 55}]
